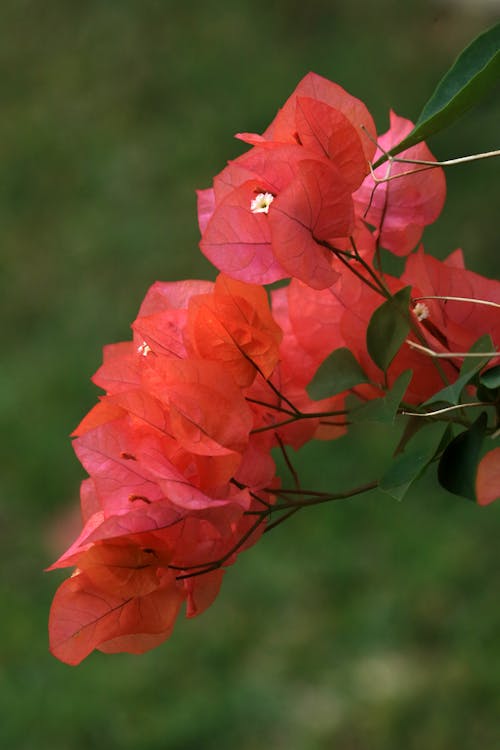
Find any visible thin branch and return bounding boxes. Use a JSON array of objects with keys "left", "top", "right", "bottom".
[
  {"left": 172, "top": 480, "right": 379, "bottom": 580},
  {"left": 261, "top": 374, "right": 301, "bottom": 415},
  {"left": 392, "top": 148, "right": 500, "bottom": 168},
  {"left": 370, "top": 145, "right": 500, "bottom": 184},
  {"left": 245, "top": 396, "right": 297, "bottom": 416},
  {"left": 350, "top": 234, "right": 391, "bottom": 293},
  {"left": 317, "top": 238, "right": 388, "bottom": 297},
  {"left": 413, "top": 295, "right": 500, "bottom": 310},
  {"left": 275, "top": 433, "right": 300, "bottom": 489},
  {"left": 268, "top": 480, "right": 378, "bottom": 512},
  {"left": 250, "top": 408, "right": 351, "bottom": 435},
  {"left": 249, "top": 489, "right": 273, "bottom": 510},
  {"left": 174, "top": 514, "right": 265, "bottom": 581},
  {"left": 264, "top": 507, "right": 301, "bottom": 533},
  {"left": 267, "top": 487, "right": 345, "bottom": 497},
  {"left": 407, "top": 340, "right": 498, "bottom": 359},
  {"left": 401, "top": 402, "right": 492, "bottom": 418},
  {"left": 250, "top": 415, "right": 305, "bottom": 435}
]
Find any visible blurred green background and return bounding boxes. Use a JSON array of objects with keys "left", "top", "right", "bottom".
[{"left": 1, "top": 1, "right": 499, "bottom": 748}]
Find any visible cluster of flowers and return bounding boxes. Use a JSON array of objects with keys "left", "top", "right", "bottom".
[{"left": 49, "top": 73, "right": 499, "bottom": 664}]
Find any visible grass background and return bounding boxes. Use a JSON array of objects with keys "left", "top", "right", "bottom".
[{"left": 1, "top": 1, "right": 499, "bottom": 748}]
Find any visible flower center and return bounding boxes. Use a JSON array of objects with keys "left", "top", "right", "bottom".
[
  {"left": 250, "top": 192, "right": 275, "bottom": 214},
  {"left": 413, "top": 302, "right": 430, "bottom": 322},
  {"left": 137, "top": 341, "right": 152, "bottom": 356}
]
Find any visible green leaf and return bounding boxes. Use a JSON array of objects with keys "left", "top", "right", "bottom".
[
  {"left": 375, "top": 23, "right": 500, "bottom": 164},
  {"left": 437, "top": 412, "right": 489, "bottom": 500},
  {"left": 424, "top": 335, "right": 494, "bottom": 406},
  {"left": 350, "top": 370, "right": 412, "bottom": 425},
  {"left": 366, "top": 287, "right": 412, "bottom": 372},
  {"left": 480, "top": 365, "right": 500, "bottom": 390},
  {"left": 307, "top": 347, "right": 369, "bottom": 400},
  {"left": 380, "top": 421, "right": 448, "bottom": 501},
  {"left": 394, "top": 415, "right": 429, "bottom": 455}
]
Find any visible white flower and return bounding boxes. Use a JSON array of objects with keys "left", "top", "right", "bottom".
[
  {"left": 250, "top": 192, "right": 275, "bottom": 214},
  {"left": 413, "top": 302, "right": 430, "bottom": 322},
  {"left": 137, "top": 341, "right": 152, "bottom": 356}
]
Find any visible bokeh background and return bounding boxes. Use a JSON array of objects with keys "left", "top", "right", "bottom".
[{"left": 2, "top": 1, "right": 499, "bottom": 748}]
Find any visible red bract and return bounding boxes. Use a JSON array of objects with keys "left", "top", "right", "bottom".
[
  {"left": 142, "top": 358, "right": 253, "bottom": 456},
  {"left": 186, "top": 273, "right": 283, "bottom": 386},
  {"left": 199, "top": 73, "right": 378, "bottom": 289},
  {"left": 476, "top": 448, "right": 500, "bottom": 506},
  {"left": 240, "top": 72, "right": 376, "bottom": 164},
  {"left": 402, "top": 247, "right": 500, "bottom": 365},
  {"left": 269, "top": 158, "right": 353, "bottom": 289},
  {"left": 353, "top": 111, "right": 446, "bottom": 256},
  {"left": 49, "top": 477, "right": 267, "bottom": 664},
  {"left": 49, "top": 565, "right": 185, "bottom": 665},
  {"left": 340, "top": 267, "right": 462, "bottom": 405},
  {"left": 288, "top": 263, "right": 454, "bottom": 406}
]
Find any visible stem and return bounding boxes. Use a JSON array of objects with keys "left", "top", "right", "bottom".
[
  {"left": 407, "top": 340, "right": 499, "bottom": 359},
  {"left": 172, "top": 480, "right": 378, "bottom": 581},
  {"left": 401, "top": 402, "right": 493, "bottom": 418},
  {"left": 318, "top": 238, "right": 388, "bottom": 297},
  {"left": 275, "top": 433, "right": 301, "bottom": 489},
  {"left": 266, "top": 480, "right": 378, "bottom": 512},
  {"left": 262, "top": 375, "right": 301, "bottom": 414},
  {"left": 250, "top": 409, "right": 351, "bottom": 435},
  {"left": 174, "top": 514, "right": 265, "bottom": 581},
  {"left": 264, "top": 507, "right": 301, "bottom": 533},
  {"left": 373, "top": 142, "right": 500, "bottom": 170},
  {"left": 245, "top": 396, "right": 297, "bottom": 416},
  {"left": 350, "top": 234, "right": 389, "bottom": 292},
  {"left": 413, "top": 295, "right": 500, "bottom": 310}
]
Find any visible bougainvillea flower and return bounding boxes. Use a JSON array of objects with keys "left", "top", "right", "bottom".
[
  {"left": 353, "top": 111, "right": 446, "bottom": 256},
  {"left": 49, "top": 272, "right": 292, "bottom": 663},
  {"left": 132, "top": 279, "right": 214, "bottom": 359},
  {"left": 50, "top": 66, "right": 498, "bottom": 669},
  {"left": 49, "top": 477, "right": 266, "bottom": 664},
  {"left": 199, "top": 146, "right": 358, "bottom": 289},
  {"left": 198, "top": 178, "right": 286, "bottom": 285},
  {"left": 199, "top": 73, "right": 378, "bottom": 289}
]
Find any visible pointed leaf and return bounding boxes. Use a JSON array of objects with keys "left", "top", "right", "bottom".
[
  {"left": 376, "top": 23, "right": 500, "bottom": 162},
  {"left": 350, "top": 370, "right": 412, "bottom": 424},
  {"left": 425, "top": 335, "right": 494, "bottom": 406},
  {"left": 480, "top": 365, "right": 500, "bottom": 390},
  {"left": 438, "top": 412, "right": 489, "bottom": 500},
  {"left": 307, "top": 347, "right": 369, "bottom": 400},
  {"left": 380, "top": 421, "right": 448, "bottom": 501},
  {"left": 367, "top": 287, "right": 412, "bottom": 371}
]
